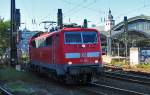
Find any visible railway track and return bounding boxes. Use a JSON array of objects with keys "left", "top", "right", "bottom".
[
  {"left": 79, "top": 88, "right": 107, "bottom": 95},
  {"left": 104, "top": 71, "right": 150, "bottom": 85},
  {"left": 79, "top": 82, "right": 148, "bottom": 95},
  {"left": 0, "top": 86, "right": 13, "bottom": 95},
  {"left": 91, "top": 82, "right": 147, "bottom": 95},
  {"left": 104, "top": 65, "right": 150, "bottom": 77}
]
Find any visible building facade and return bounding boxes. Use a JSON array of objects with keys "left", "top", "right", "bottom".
[{"left": 18, "top": 28, "right": 37, "bottom": 54}]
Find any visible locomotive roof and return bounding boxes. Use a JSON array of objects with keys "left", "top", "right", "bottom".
[
  {"left": 30, "top": 28, "right": 99, "bottom": 40},
  {"left": 62, "top": 28, "right": 98, "bottom": 31}
]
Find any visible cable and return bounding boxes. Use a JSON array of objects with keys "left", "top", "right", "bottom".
[
  {"left": 62, "top": 0, "right": 72, "bottom": 5},
  {"left": 116, "top": 3, "right": 150, "bottom": 20},
  {"left": 64, "top": 0, "right": 89, "bottom": 15},
  {"left": 65, "top": 0, "right": 97, "bottom": 17}
]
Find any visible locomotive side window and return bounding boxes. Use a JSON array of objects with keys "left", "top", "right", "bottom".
[
  {"left": 31, "top": 40, "right": 36, "bottom": 48},
  {"left": 35, "top": 38, "right": 46, "bottom": 48},
  {"left": 46, "top": 36, "right": 52, "bottom": 46}
]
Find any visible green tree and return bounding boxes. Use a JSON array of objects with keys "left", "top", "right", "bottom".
[{"left": 0, "top": 20, "right": 10, "bottom": 55}]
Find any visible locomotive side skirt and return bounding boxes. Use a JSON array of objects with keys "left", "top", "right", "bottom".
[{"left": 31, "top": 60, "right": 103, "bottom": 75}]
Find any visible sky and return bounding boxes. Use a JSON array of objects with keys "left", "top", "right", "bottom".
[{"left": 0, "top": 0, "right": 150, "bottom": 31}]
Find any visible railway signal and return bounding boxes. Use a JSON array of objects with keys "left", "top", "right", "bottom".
[
  {"left": 57, "top": 9, "right": 63, "bottom": 29},
  {"left": 83, "top": 19, "right": 88, "bottom": 28},
  {"left": 15, "top": 9, "right": 20, "bottom": 28}
]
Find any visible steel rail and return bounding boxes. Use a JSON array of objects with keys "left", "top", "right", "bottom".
[
  {"left": 104, "top": 65, "right": 150, "bottom": 76},
  {"left": 0, "top": 86, "right": 13, "bottom": 95},
  {"left": 78, "top": 87, "right": 106, "bottom": 95},
  {"left": 91, "top": 82, "right": 148, "bottom": 95},
  {"left": 104, "top": 71, "right": 150, "bottom": 85}
]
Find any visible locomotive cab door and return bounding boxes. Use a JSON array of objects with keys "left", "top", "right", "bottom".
[
  {"left": 52, "top": 34, "right": 60, "bottom": 64},
  {"left": 52, "top": 36, "right": 56, "bottom": 64}
]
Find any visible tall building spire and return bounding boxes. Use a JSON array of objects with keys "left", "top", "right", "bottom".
[
  {"left": 104, "top": 9, "right": 115, "bottom": 31},
  {"left": 108, "top": 9, "right": 113, "bottom": 20}
]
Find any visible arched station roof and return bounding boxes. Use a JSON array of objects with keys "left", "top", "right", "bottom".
[
  {"left": 112, "top": 15, "right": 150, "bottom": 30},
  {"left": 111, "top": 15, "right": 150, "bottom": 38}
]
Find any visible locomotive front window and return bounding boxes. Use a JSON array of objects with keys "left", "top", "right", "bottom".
[
  {"left": 65, "top": 32, "right": 82, "bottom": 44},
  {"left": 82, "top": 32, "right": 97, "bottom": 43},
  {"left": 64, "top": 31, "right": 98, "bottom": 44}
]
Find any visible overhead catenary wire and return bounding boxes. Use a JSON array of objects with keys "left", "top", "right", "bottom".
[
  {"left": 61, "top": 0, "right": 108, "bottom": 25},
  {"left": 63, "top": 0, "right": 100, "bottom": 25},
  {"left": 64, "top": 0, "right": 97, "bottom": 17},
  {"left": 62, "top": 0, "right": 72, "bottom": 5},
  {"left": 62, "top": 0, "right": 102, "bottom": 14},
  {"left": 115, "top": 3, "right": 150, "bottom": 20},
  {"left": 19, "top": 0, "right": 150, "bottom": 29},
  {"left": 19, "top": 0, "right": 38, "bottom": 29},
  {"left": 63, "top": 0, "right": 89, "bottom": 17}
]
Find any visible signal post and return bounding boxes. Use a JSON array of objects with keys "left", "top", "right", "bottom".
[{"left": 10, "top": 0, "right": 20, "bottom": 66}]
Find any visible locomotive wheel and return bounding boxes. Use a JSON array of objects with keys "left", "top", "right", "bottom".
[
  {"left": 64, "top": 74, "right": 74, "bottom": 84},
  {"left": 57, "top": 75, "right": 64, "bottom": 82},
  {"left": 79, "top": 74, "right": 92, "bottom": 84},
  {"left": 50, "top": 71, "right": 57, "bottom": 80},
  {"left": 29, "top": 64, "right": 36, "bottom": 72},
  {"left": 87, "top": 74, "right": 92, "bottom": 82}
]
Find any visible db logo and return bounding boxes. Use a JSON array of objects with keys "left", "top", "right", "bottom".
[{"left": 81, "top": 52, "right": 87, "bottom": 57}]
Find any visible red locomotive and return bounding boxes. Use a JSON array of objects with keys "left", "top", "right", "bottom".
[{"left": 29, "top": 28, "right": 103, "bottom": 83}]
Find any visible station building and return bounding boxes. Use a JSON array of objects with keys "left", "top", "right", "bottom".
[{"left": 95, "top": 10, "right": 150, "bottom": 56}]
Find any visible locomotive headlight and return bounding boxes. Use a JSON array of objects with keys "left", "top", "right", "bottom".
[
  {"left": 68, "top": 61, "right": 72, "bottom": 65},
  {"left": 82, "top": 44, "right": 85, "bottom": 48},
  {"left": 95, "top": 60, "right": 98, "bottom": 63}
]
